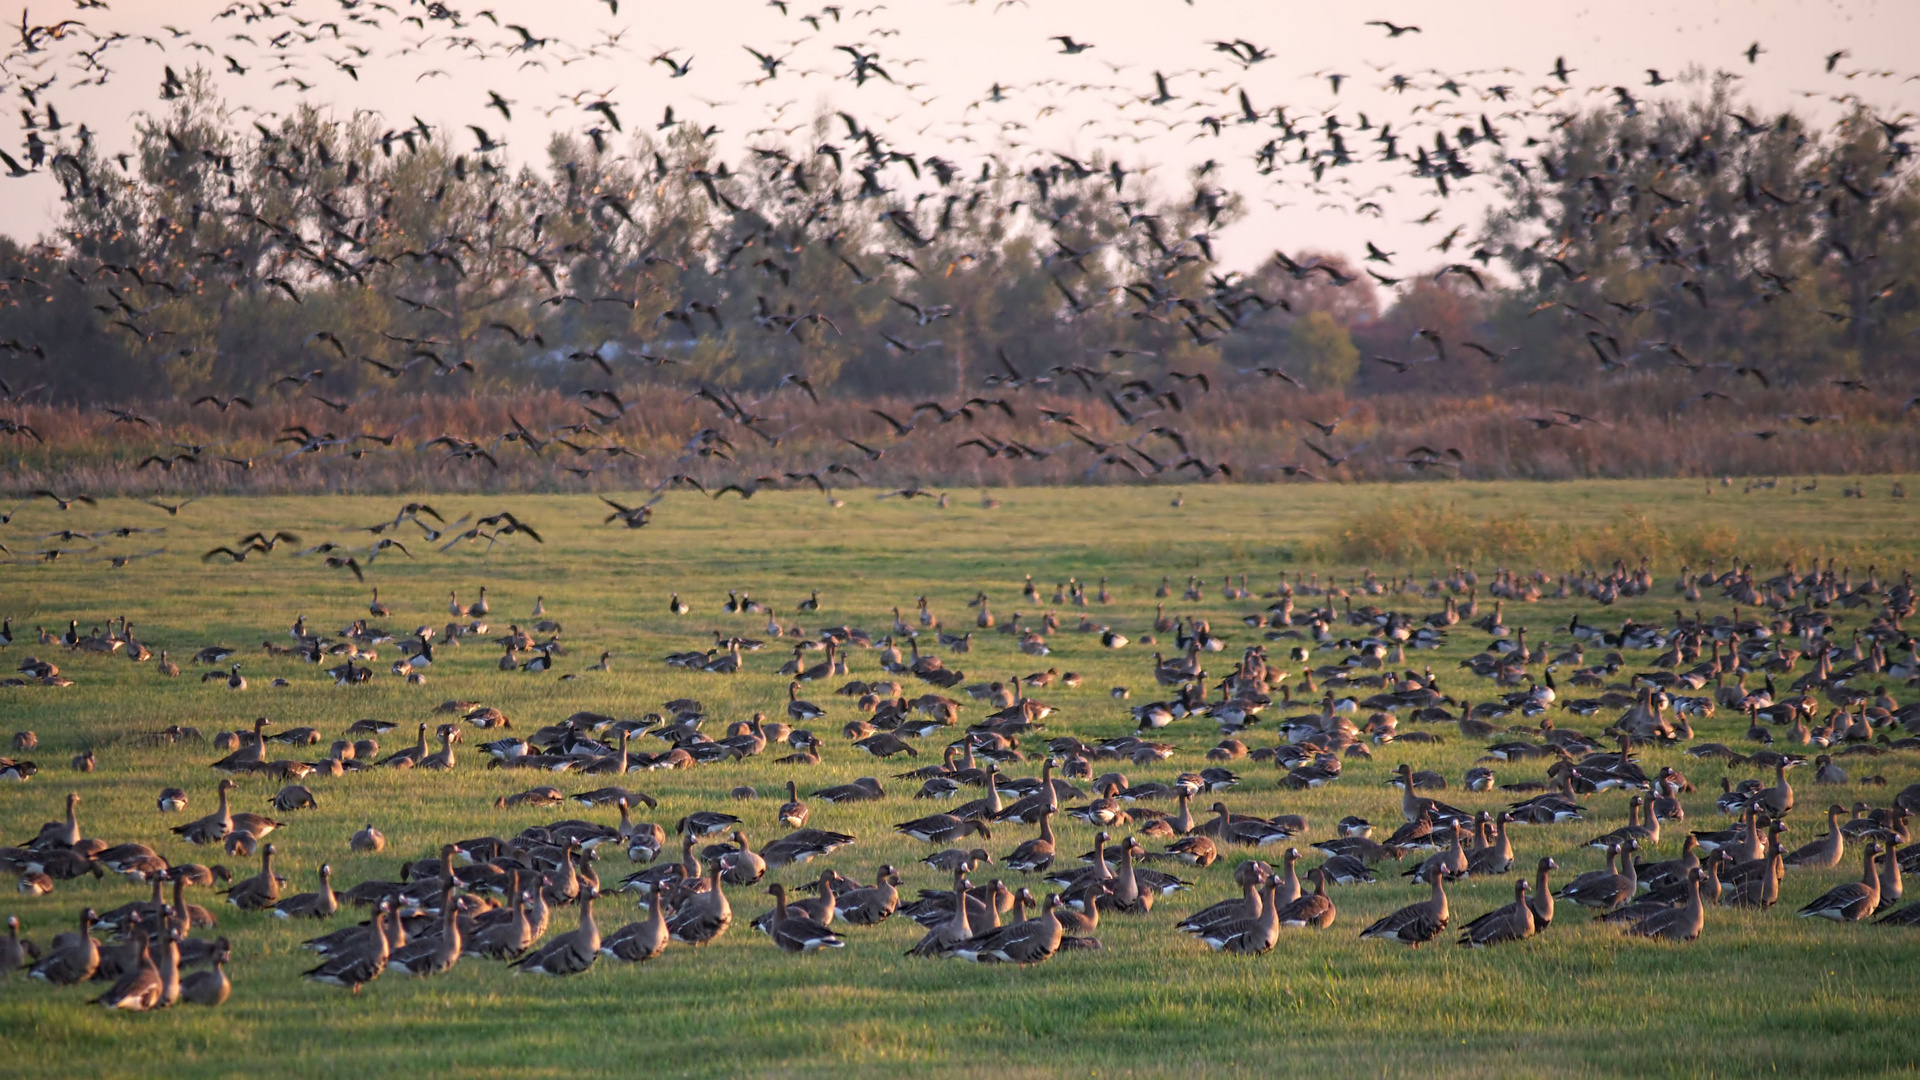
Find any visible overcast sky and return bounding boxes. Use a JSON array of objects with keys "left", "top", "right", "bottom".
[{"left": 3, "top": 0, "right": 1916, "bottom": 272}]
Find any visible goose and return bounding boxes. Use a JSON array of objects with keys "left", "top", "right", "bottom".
[
  {"left": 350, "top": 823, "right": 386, "bottom": 853},
  {"left": 1557, "top": 841, "right": 1637, "bottom": 911},
  {"left": 1, "top": 915, "right": 35, "bottom": 975},
  {"left": 953, "top": 892, "right": 1065, "bottom": 965},
  {"left": 91, "top": 927, "right": 164, "bottom": 1011},
  {"left": 1360, "top": 875, "right": 1450, "bottom": 947},
  {"left": 513, "top": 889, "right": 601, "bottom": 975},
  {"left": 1798, "top": 844, "right": 1882, "bottom": 922},
  {"left": 667, "top": 863, "right": 733, "bottom": 946},
  {"left": 776, "top": 781, "right": 810, "bottom": 828},
  {"left": 787, "top": 681, "right": 827, "bottom": 722},
  {"left": 1783, "top": 804, "right": 1847, "bottom": 870},
  {"left": 389, "top": 886, "right": 463, "bottom": 976},
  {"left": 1621, "top": 867, "right": 1708, "bottom": 941},
  {"left": 601, "top": 886, "right": 670, "bottom": 963},
  {"left": 896, "top": 814, "right": 992, "bottom": 845},
  {"left": 1275, "top": 867, "right": 1337, "bottom": 929},
  {"left": 837, "top": 865, "right": 903, "bottom": 926},
  {"left": 1458, "top": 879, "right": 1535, "bottom": 948},
  {"left": 1178, "top": 861, "right": 1271, "bottom": 936},
  {"left": 221, "top": 844, "right": 282, "bottom": 910},
  {"left": 922, "top": 848, "right": 993, "bottom": 874},
  {"left": 1722, "top": 821, "right": 1788, "bottom": 909},
  {"left": 764, "top": 883, "right": 846, "bottom": 952},
  {"left": 272, "top": 864, "right": 338, "bottom": 919},
  {"left": 676, "top": 810, "right": 742, "bottom": 837},
  {"left": 906, "top": 869, "right": 979, "bottom": 958},
  {"left": 716, "top": 831, "right": 767, "bottom": 885},
  {"left": 28, "top": 791, "right": 83, "bottom": 848},
  {"left": 1879, "top": 841, "right": 1903, "bottom": 912},
  {"left": 303, "top": 903, "right": 392, "bottom": 993},
  {"left": 470, "top": 884, "right": 537, "bottom": 961},
  {"left": 29, "top": 908, "right": 98, "bottom": 985},
  {"left": 1004, "top": 809, "right": 1058, "bottom": 873},
  {"left": 178, "top": 938, "right": 230, "bottom": 1006},
  {"left": 761, "top": 829, "right": 857, "bottom": 866},
  {"left": 1194, "top": 878, "right": 1281, "bottom": 954}
]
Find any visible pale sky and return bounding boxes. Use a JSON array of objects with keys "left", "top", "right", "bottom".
[{"left": 3, "top": 0, "right": 1917, "bottom": 273}]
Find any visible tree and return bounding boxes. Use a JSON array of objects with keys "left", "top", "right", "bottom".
[{"left": 1288, "top": 310, "right": 1359, "bottom": 390}]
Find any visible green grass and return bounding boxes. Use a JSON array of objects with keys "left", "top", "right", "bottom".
[{"left": 2, "top": 477, "right": 1920, "bottom": 1079}]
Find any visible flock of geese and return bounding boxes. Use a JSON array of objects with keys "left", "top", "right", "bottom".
[{"left": 5, "top": 558, "right": 1920, "bottom": 1009}]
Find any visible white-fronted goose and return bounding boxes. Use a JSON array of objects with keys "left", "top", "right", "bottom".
[
  {"left": 1622, "top": 867, "right": 1708, "bottom": 941},
  {"left": 1360, "top": 875, "right": 1449, "bottom": 947},
  {"left": 717, "top": 831, "right": 767, "bottom": 885},
  {"left": 1178, "top": 861, "right": 1271, "bottom": 937},
  {"left": 1723, "top": 821, "right": 1787, "bottom": 909},
  {"left": 1557, "top": 842, "right": 1637, "bottom": 911},
  {"left": 1, "top": 915, "right": 36, "bottom": 975},
  {"left": 777, "top": 781, "right": 810, "bottom": 828},
  {"left": 601, "top": 887, "right": 669, "bottom": 962},
  {"left": 221, "top": 843, "right": 283, "bottom": 910},
  {"left": 178, "top": 938, "right": 230, "bottom": 1005},
  {"left": 1196, "top": 879, "right": 1281, "bottom": 955},
  {"left": 1878, "top": 841, "right": 1903, "bottom": 912},
  {"left": 1276, "top": 867, "right": 1337, "bottom": 929},
  {"left": 907, "top": 869, "right": 977, "bottom": 958},
  {"left": 922, "top": 848, "right": 993, "bottom": 874},
  {"left": 953, "top": 893, "right": 1065, "bottom": 965},
  {"left": 667, "top": 863, "right": 733, "bottom": 946},
  {"left": 1783, "top": 804, "right": 1847, "bottom": 870},
  {"left": 91, "top": 927, "right": 163, "bottom": 1011},
  {"left": 837, "top": 865, "right": 902, "bottom": 926},
  {"left": 760, "top": 828, "right": 856, "bottom": 866},
  {"left": 1458, "top": 879, "right": 1535, "bottom": 947},
  {"left": 1798, "top": 844, "right": 1882, "bottom": 922},
  {"left": 390, "top": 886, "right": 464, "bottom": 977},
  {"left": 350, "top": 823, "right": 386, "bottom": 853},
  {"left": 895, "top": 813, "right": 992, "bottom": 845},
  {"left": 30, "top": 908, "right": 98, "bottom": 985},
  {"left": 513, "top": 890, "right": 601, "bottom": 975},
  {"left": 272, "top": 864, "right": 338, "bottom": 919},
  {"left": 1004, "top": 809, "right": 1057, "bottom": 873},
  {"left": 303, "top": 903, "right": 392, "bottom": 993},
  {"left": 764, "top": 883, "right": 845, "bottom": 952},
  {"left": 470, "top": 883, "right": 537, "bottom": 961}
]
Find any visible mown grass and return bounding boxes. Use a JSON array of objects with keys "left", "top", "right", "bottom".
[{"left": 2, "top": 478, "right": 1919, "bottom": 1079}]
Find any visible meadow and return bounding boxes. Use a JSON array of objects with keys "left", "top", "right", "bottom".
[{"left": 2, "top": 477, "right": 1919, "bottom": 1079}]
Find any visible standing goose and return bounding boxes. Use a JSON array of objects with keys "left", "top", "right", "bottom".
[
  {"left": 303, "top": 903, "right": 392, "bottom": 993},
  {"left": 1275, "top": 867, "right": 1337, "bottom": 929},
  {"left": 470, "top": 882, "right": 537, "bottom": 961},
  {"left": 838, "top": 865, "right": 903, "bottom": 926},
  {"left": 1178, "top": 861, "right": 1271, "bottom": 936},
  {"left": 1458, "top": 879, "right": 1536, "bottom": 947},
  {"left": 1623, "top": 867, "right": 1708, "bottom": 941},
  {"left": 953, "top": 893, "right": 1065, "bottom": 965},
  {"left": 764, "top": 883, "right": 846, "bottom": 952},
  {"left": 1557, "top": 842, "right": 1638, "bottom": 911},
  {"left": 1798, "top": 844, "right": 1883, "bottom": 922},
  {"left": 667, "top": 863, "right": 733, "bottom": 947},
  {"left": 390, "top": 886, "right": 463, "bottom": 976},
  {"left": 30, "top": 908, "right": 99, "bottom": 985},
  {"left": 719, "top": 832, "right": 767, "bottom": 886},
  {"left": 1, "top": 915, "right": 35, "bottom": 975},
  {"left": 1723, "top": 821, "right": 1787, "bottom": 909},
  {"left": 90, "top": 927, "right": 163, "bottom": 1011},
  {"left": 1783, "top": 804, "right": 1847, "bottom": 870},
  {"left": 178, "top": 938, "right": 230, "bottom": 1006},
  {"left": 601, "top": 884, "right": 670, "bottom": 962},
  {"left": 222, "top": 844, "right": 282, "bottom": 911},
  {"left": 513, "top": 890, "right": 601, "bottom": 976},
  {"left": 272, "top": 864, "right": 338, "bottom": 919},
  {"left": 1360, "top": 874, "right": 1450, "bottom": 947},
  {"left": 907, "top": 868, "right": 976, "bottom": 957},
  {"left": 33, "top": 792, "right": 83, "bottom": 849},
  {"left": 1196, "top": 878, "right": 1281, "bottom": 955},
  {"left": 1004, "top": 808, "right": 1058, "bottom": 873}
]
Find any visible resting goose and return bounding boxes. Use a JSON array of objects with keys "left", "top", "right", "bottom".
[
  {"left": 777, "top": 781, "right": 810, "bottom": 828},
  {"left": 389, "top": 886, "right": 463, "bottom": 976},
  {"left": 1458, "top": 879, "right": 1535, "bottom": 947},
  {"left": 470, "top": 885, "right": 536, "bottom": 961},
  {"left": 1177, "top": 861, "right": 1271, "bottom": 936},
  {"left": 1798, "top": 844, "right": 1882, "bottom": 922},
  {"left": 1557, "top": 842, "right": 1637, "bottom": 911},
  {"left": 513, "top": 890, "right": 601, "bottom": 975},
  {"left": 906, "top": 869, "right": 976, "bottom": 958},
  {"left": 91, "top": 927, "right": 164, "bottom": 1011},
  {"left": 350, "top": 823, "right": 386, "bottom": 853},
  {"left": 895, "top": 813, "right": 992, "bottom": 845},
  {"left": 1360, "top": 874, "right": 1449, "bottom": 947}
]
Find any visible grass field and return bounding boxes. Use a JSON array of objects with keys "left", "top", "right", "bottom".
[{"left": 3, "top": 478, "right": 1920, "bottom": 1079}]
